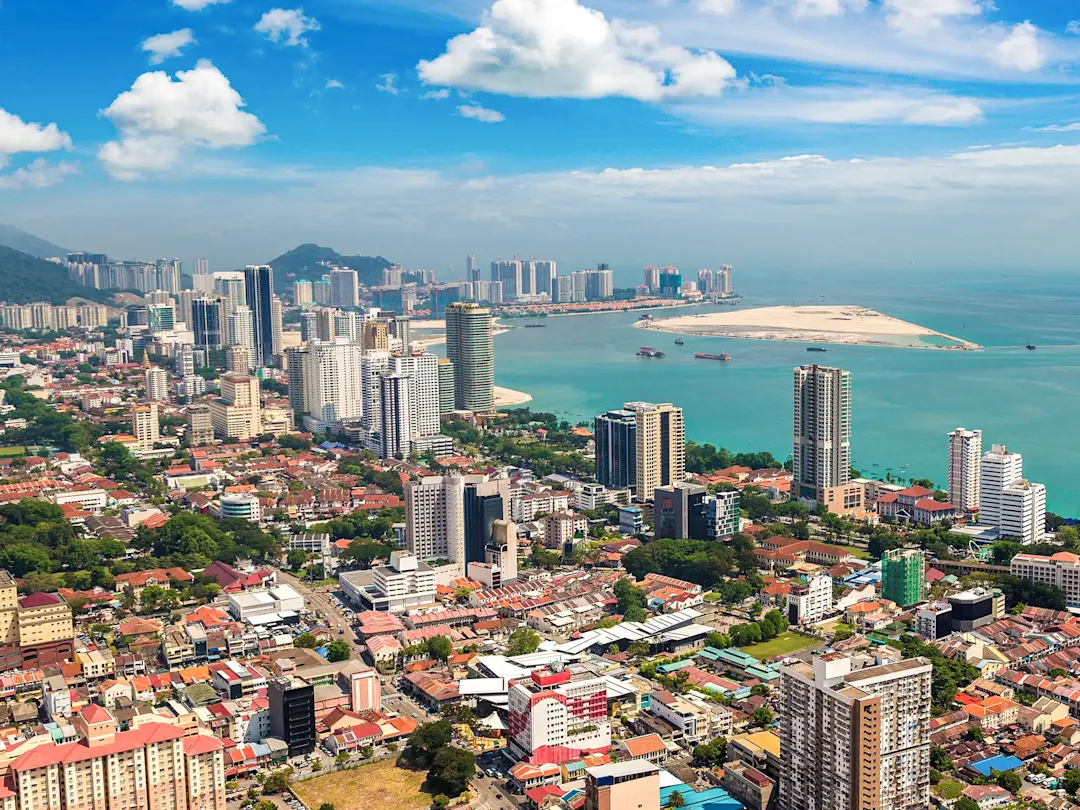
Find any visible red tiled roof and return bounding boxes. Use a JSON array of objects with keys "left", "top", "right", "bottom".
[{"left": 18, "top": 592, "right": 62, "bottom": 608}]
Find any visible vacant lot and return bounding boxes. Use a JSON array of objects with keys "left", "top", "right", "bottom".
[
  {"left": 292, "top": 759, "right": 430, "bottom": 810},
  {"left": 739, "top": 632, "right": 819, "bottom": 660}
]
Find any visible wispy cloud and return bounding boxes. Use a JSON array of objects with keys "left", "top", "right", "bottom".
[
  {"left": 325, "top": 79, "right": 345, "bottom": 89},
  {"left": 1033, "top": 122, "right": 1080, "bottom": 132},
  {"left": 421, "top": 89, "right": 451, "bottom": 100},
  {"left": 376, "top": 73, "right": 400, "bottom": 94},
  {"left": 141, "top": 29, "right": 196, "bottom": 65},
  {"left": 458, "top": 103, "right": 505, "bottom": 122}
]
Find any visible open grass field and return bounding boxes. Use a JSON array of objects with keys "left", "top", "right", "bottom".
[
  {"left": 831, "top": 543, "right": 871, "bottom": 560},
  {"left": 291, "top": 759, "right": 431, "bottom": 810},
  {"left": 739, "top": 632, "right": 819, "bottom": 660},
  {"left": 0, "top": 446, "right": 26, "bottom": 458}
]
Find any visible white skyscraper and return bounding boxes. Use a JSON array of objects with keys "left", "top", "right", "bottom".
[
  {"left": 193, "top": 258, "right": 213, "bottom": 294},
  {"left": 227, "top": 306, "right": 255, "bottom": 355},
  {"left": 361, "top": 351, "right": 392, "bottom": 442},
  {"left": 792, "top": 365, "right": 852, "bottom": 503},
  {"left": 145, "top": 366, "right": 170, "bottom": 402},
  {"left": 293, "top": 280, "right": 313, "bottom": 305},
  {"left": 329, "top": 268, "right": 359, "bottom": 307},
  {"left": 176, "top": 345, "right": 196, "bottom": 379},
  {"left": 389, "top": 352, "right": 441, "bottom": 438},
  {"left": 379, "top": 372, "right": 413, "bottom": 459},
  {"left": 132, "top": 402, "right": 160, "bottom": 450},
  {"left": 535, "top": 260, "right": 557, "bottom": 297},
  {"left": 979, "top": 444, "right": 1025, "bottom": 528},
  {"left": 407, "top": 475, "right": 466, "bottom": 564},
  {"left": 947, "top": 427, "right": 982, "bottom": 515},
  {"left": 300, "top": 339, "right": 365, "bottom": 432}
]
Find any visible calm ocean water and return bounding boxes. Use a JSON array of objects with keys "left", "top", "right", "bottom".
[{"left": 488, "top": 268, "right": 1080, "bottom": 515}]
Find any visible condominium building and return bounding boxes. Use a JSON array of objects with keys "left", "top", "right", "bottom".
[
  {"left": 296, "top": 339, "right": 364, "bottom": 432},
  {"left": 594, "top": 409, "right": 637, "bottom": 490},
  {"left": 437, "top": 358, "right": 455, "bottom": 415},
  {"left": 187, "top": 404, "right": 214, "bottom": 447},
  {"left": 7, "top": 705, "right": 226, "bottom": 810},
  {"left": 329, "top": 267, "right": 359, "bottom": 307},
  {"left": 947, "top": 427, "right": 982, "bottom": 515},
  {"left": 1011, "top": 551, "right": 1080, "bottom": 608},
  {"left": 293, "top": 279, "right": 313, "bottom": 305},
  {"left": 389, "top": 352, "right": 441, "bottom": 438},
  {"left": 145, "top": 366, "right": 169, "bottom": 402},
  {"left": 780, "top": 653, "right": 932, "bottom": 810},
  {"left": 131, "top": 402, "right": 160, "bottom": 451},
  {"left": 225, "top": 305, "right": 254, "bottom": 360},
  {"left": 625, "top": 402, "right": 685, "bottom": 502},
  {"left": 445, "top": 302, "right": 494, "bottom": 412},
  {"left": 979, "top": 444, "right": 1045, "bottom": 543},
  {"left": 405, "top": 474, "right": 509, "bottom": 565},
  {"left": 243, "top": 264, "right": 275, "bottom": 367},
  {"left": 378, "top": 372, "right": 412, "bottom": 459},
  {"left": 792, "top": 365, "right": 852, "bottom": 504},
  {"left": 882, "top": 548, "right": 925, "bottom": 607},
  {"left": 508, "top": 666, "right": 610, "bottom": 764},
  {"left": 208, "top": 373, "right": 261, "bottom": 440}
]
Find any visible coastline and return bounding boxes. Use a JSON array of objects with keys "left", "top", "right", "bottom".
[
  {"left": 494, "top": 385, "right": 533, "bottom": 407},
  {"left": 637, "top": 305, "right": 981, "bottom": 351}
]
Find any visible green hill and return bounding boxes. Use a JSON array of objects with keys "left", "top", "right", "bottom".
[
  {"left": 0, "top": 245, "right": 112, "bottom": 305},
  {"left": 0, "top": 223, "right": 66, "bottom": 259},
  {"left": 267, "top": 243, "right": 392, "bottom": 290}
]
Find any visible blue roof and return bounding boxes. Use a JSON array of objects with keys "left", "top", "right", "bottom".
[
  {"left": 968, "top": 755, "right": 1023, "bottom": 776},
  {"left": 660, "top": 784, "right": 744, "bottom": 810}
]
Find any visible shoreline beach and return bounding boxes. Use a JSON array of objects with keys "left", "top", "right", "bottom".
[
  {"left": 494, "top": 386, "right": 533, "bottom": 407},
  {"left": 637, "top": 305, "right": 980, "bottom": 350}
]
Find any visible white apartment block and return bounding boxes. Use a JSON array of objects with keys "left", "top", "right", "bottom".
[
  {"left": 379, "top": 372, "right": 412, "bottom": 459},
  {"left": 786, "top": 573, "right": 833, "bottom": 625},
  {"left": 513, "top": 489, "right": 571, "bottom": 522},
  {"left": 947, "top": 427, "right": 982, "bottom": 515},
  {"left": 979, "top": 444, "right": 1024, "bottom": 527},
  {"left": 574, "top": 483, "right": 629, "bottom": 511},
  {"left": 300, "top": 339, "right": 364, "bottom": 431},
  {"left": 389, "top": 352, "right": 441, "bottom": 437},
  {"left": 979, "top": 444, "right": 1045, "bottom": 543},
  {"left": 329, "top": 267, "right": 359, "bottom": 307},
  {"left": 649, "top": 690, "right": 732, "bottom": 743},
  {"left": 625, "top": 401, "right": 685, "bottom": 502},
  {"left": 340, "top": 550, "right": 437, "bottom": 613},
  {"left": 780, "top": 653, "right": 932, "bottom": 810},
  {"left": 707, "top": 490, "right": 741, "bottom": 539},
  {"left": 1011, "top": 552, "right": 1080, "bottom": 608},
  {"left": 406, "top": 475, "right": 466, "bottom": 563}
]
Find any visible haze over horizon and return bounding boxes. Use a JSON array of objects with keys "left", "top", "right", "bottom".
[{"left": 3, "top": 0, "right": 1080, "bottom": 272}]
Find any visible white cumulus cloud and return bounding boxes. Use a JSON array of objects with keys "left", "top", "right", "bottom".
[
  {"left": 992, "top": 21, "right": 1045, "bottom": 71},
  {"left": 422, "top": 89, "right": 451, "bottom": 100},
  {"left": 141, "top": 29, "right": 195, "bottom": 65},
  {"left": 417, "top": 0, "right": 736, "bottom": 102},
  {"left": 0, "top": 108, "right": 73, "bottom": 156},
  {"left": 0, "top": 159, "right": 78, "bottom": 190},
  {"left": 1067, "top": 20, "right": 1080, "bottom": 35},
  {"left": 172, "top": 0, "right": 230, "bottom": 8},
  {"left": 254, "top": 8, "right": 319, "bottom": 47},
  {"left": 97, "top": 60, "right": 266, "bottom": 180},
  {"left": 459, "top": 103, "right": 505, "bottom": 122},
  {"left": 325, "top": 79, "right": 345, "bottom": 89}
]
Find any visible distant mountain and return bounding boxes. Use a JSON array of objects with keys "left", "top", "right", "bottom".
[
  {"left": 0, "top": 224, "right": 66, "bottom": 260},
  {"left": 267, "top": 243, "right": 392, "bottom": 290},
  {"left": 0, "top": 245, "right": 112, "bottom": 305}
]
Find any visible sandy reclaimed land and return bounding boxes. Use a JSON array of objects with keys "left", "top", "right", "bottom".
[
  {"left": 494, "top": 385, "right": 533, "bottom": 407},
  {"left": 637, "top": 305, "right": 980, "bottom": 350}
]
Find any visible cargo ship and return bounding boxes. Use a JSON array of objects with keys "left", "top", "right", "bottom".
[
  {"left": 694, "top": 352, "right": 731, "bottom": 361},
  {"left": 637, "top": 346, "right": 665, "bottom": 358}
]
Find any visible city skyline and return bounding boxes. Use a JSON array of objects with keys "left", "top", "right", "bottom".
[{"left": 4, "top": 3, "right": 1080, "bottom": 268}]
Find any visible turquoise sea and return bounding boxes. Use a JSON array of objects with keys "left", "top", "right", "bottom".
[{"left": 489, "top": 268, "right": 1080, "bottom": 516}]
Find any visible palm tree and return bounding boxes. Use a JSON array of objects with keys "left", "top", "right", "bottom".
[{"left": 667, "top": 789, "right": 686, "bottom": 808}]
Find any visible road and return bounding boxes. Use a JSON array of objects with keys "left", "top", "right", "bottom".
[
  {"left": 274, "top": 569, "right": 362, "bottom": 658},
  {"left": 471, "top": 772, "right": 522, "bottom": 810}
]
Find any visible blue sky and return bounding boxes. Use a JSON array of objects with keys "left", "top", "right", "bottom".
[{"left": 2, "top": 0, "right": 1080, "bottom": 277}]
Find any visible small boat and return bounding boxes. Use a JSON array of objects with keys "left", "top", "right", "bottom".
[
  {"left": 806, "top": 347, "right": 828, "bottom": 352},
  {"left": 524, "top": 323, "right": 546, "bottom": 328},
  {"left": 637, "top": 346, "right": 665, "bottom": 357},
  {"left": 638, "top": 313, "right": 654, "bottom": 321},
  {"left": 674, "top": 338, "right": 684, "bottom": 345},
  {"left": 1026, "top": 343, "right": 1036, "bottom": 350},
  {"left": 694, "top": 352, "right": 731, "bottom": 361}
]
